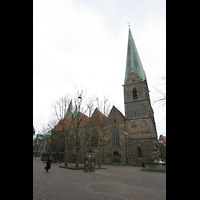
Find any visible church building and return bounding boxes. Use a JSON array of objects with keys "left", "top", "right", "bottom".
[{"left": 43, "top": 28, "right": 160, "bottom": 165}]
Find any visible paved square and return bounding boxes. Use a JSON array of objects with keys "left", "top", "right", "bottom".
[{"left": 33, "top": 160, "right": 166, "bottom": 200}]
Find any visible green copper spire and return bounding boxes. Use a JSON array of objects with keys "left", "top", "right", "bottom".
[
  {"left": 64, "top": 100, "right": 74, "bottom": 118},
  {"left": 64, "top": 100, "right": 78, "bottom": 119},
  {"left": 124, "top": 28, "right": 146, "bottom": 85}
]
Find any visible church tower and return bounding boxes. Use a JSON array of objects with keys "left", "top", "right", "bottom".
[{"left": 123, "top": 28, "right": 160, "bottom": 165}]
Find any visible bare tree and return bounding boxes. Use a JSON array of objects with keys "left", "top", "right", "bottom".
[
  {"left": 51, "top": 94, "right": 73, "bottom": 166},
  {"left": 49, "top": 89, "right": 113, "bottom": 168},
  {"left": 153, "top": 75, "right": 166, "bottom": 108},
  {"left": 46, "top": 120, "right": 59, "bottom": 158},
  {"left": 70, "top": 89, "right": 92, "bottom": 168},
  {"left": 95, "top": 96, "right": 112, "bottom": 168},
  {"left": 49, "top": 88, "right": 94, "bottom": 168},
  {"left": 85, "top": 98, "right": 96, "bottom": 152}
]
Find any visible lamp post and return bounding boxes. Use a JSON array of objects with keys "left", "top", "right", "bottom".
[
  {"left": 75, "top": 94, "right": 82, "bottom": 168},
  {"left": 124, "top": 132, "right": 128, "bottom": 165}
]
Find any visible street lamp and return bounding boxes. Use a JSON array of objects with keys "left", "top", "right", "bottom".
[
  {"left": 124, "top": 132, "right": 128, "bottom": 165},
  {"left": 75, "top": 94, "right": 82, "bottom": 168},
  {"left": 78, "top": 93, "right": 82, "bottom": 113}
]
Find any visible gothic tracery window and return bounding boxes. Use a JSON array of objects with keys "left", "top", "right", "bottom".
[
  {"left": 112, "top": 127, "right": 119, "bottom": 147},
  {"left": 91, "top": 129, "right": 98, "bottom": 148}
]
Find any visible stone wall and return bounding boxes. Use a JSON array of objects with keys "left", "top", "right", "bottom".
[{"left": 143, "top": 162, "right": 166, "bottom": 172}]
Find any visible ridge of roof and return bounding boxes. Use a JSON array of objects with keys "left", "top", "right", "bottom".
[
  {"left": 54, "top": 111, "right": 89, "bottom": 131},
  {"left": 98, "top": 109, "right": 107, "bottom": 121},
  {"left": 92, "top": 108, "right": 107, "bottom": 120},
  {"left": 113, "top": 106, "right": 125, "bottom": 119}
]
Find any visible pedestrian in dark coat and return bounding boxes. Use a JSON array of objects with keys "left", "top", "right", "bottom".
[
  {"left": 46, "top": 157, "right": 52, "bottom": 172},
  {"left": 142, "top": 160, "right": 145, "bottom": 170}
]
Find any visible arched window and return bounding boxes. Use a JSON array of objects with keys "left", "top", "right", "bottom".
[
  {"left": 112, "top": 127, "right": 119, "bottom": 147},
  {"left": 133, "top": 88, "right": 137, "bottom": 99},
  {"left": 91, "top": 129, "right": 98, "bottom": 148}
]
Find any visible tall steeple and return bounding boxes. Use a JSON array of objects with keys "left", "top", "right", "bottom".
[
  {"left": 123, "top": 28, "right": 160, "bottom": 164},
  {"left": 124, "top": 28, "right": 146, "bottom": 85},
  {"left": 64, "top": 100, "right": 78, "bottom": 119}
]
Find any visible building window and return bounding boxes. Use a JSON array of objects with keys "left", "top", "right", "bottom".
[
  {"left": 112, "top": 127, "right": 119, "bottom": 147},
  {"left": 137, "top": 147, "right": 142, "bottom": 157},
  {"left": 133, "top": 88, "right": 137, "bottom": 99},
  {"left": 91, "top": 129, "right": 98, "bottom": 148}
]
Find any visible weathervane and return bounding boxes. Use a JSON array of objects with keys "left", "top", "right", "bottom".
[{"left": 127, "top": 22, "right": 130, "bottom": 27}]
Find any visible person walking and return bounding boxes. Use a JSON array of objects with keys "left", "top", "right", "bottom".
[
  {"left": 142, "top": 160, "right": 145, "bottom": 170},
  {"left": 46, "top": 157, "right": 52, "bottom": 172}
]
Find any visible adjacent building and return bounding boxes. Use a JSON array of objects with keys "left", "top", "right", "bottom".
[
  {"left": 33, "top": 125, "right": 35, "bottom": 135},
  {"left": 33, "top": 133, "right": 51, "bottom": 159},
  {"left": 158, "top": 135, "right": 166, "bottom": 162}
]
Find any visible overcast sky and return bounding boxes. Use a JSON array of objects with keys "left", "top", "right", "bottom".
[{"left": 33, "top": 0, "right": 166, "bottom": 138}]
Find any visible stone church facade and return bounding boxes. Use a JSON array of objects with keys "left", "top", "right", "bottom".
[{"left": 43, "top": 28, "right": 160, "bottom": 165}]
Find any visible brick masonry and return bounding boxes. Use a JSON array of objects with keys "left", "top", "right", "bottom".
[
  {"left": 123, "top": 68, "right": 160, "bottom": 165},
  {"left": 41, "top": 68, "right": 160, "bottom": 166}
]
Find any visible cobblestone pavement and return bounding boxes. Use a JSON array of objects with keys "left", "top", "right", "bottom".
[{"left": 33, "top": 160, "right": 166, "bottom": 200}]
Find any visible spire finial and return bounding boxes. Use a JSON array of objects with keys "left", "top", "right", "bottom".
[{"left": 127, "top": 22, "right": 130, "bottom": 28}]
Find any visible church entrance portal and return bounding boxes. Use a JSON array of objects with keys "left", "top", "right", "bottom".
[{"left": 114, "top": 152, "right": 119, "bottom": 163}]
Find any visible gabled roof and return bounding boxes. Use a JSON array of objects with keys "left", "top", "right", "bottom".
[
  {"left": 90, "top": 108, "right": 107, "bottom": 125},
  {"left": 99, "top": 110, "right": 107, "bottom": 121},
  {"left": 115, "top": 106, "right": 125, "bottom": 120},
  {"left": 124, "top": 28, "right": 146, "bottom": 85},
  {"left": 54, "top": 118, "right": 73, "bottom": 131},
  {"left": 160, "top": 135, "right": 166, "bottom": 142},
  {"left": 106, "top": 106, "right": 125, "bottom": 124},
  {"left": 78, "top": 112, "right": 90, "bottom": 127},
  {"left": 54, "top": 112, "right": 89, "bottom": 131}
]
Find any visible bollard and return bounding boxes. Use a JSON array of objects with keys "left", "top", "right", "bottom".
[
  {"left": 84, "top": 151, "right": 89, "bottom": 172},
  {"left": 90, "top": 153, "right": 95, "bottom": 172}
]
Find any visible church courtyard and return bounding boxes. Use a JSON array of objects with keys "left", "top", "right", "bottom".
[{"left": 33, "top": 159, "right": 166, "bottom": 200}]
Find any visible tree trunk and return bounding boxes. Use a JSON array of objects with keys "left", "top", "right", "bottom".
[
  {"left": 64, "top": 138, "right": 68, "bottom": 166},
  {"left": 64, "top": 149, "right": 68, "bottom": 166},
  {"left": 50, "top": 144, "right": 53, "bottom": 158},
  {"left": 76, "top": 136, "right": 79, "bottom": 168},
  {"left": 76, "top": 148, "right": 79, "bottom": 168},
  {"left": 98, "top": 139, "right": 102, "bottom": 168}
]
